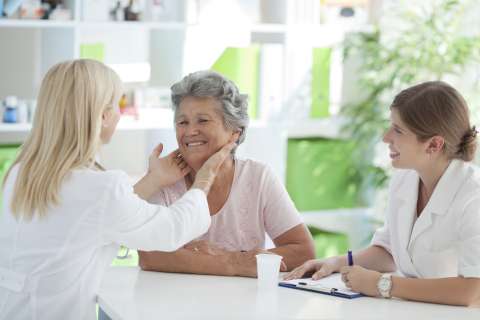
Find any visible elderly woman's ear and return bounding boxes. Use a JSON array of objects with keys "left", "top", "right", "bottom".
[{"left": 232, "top": 130, "right": 241, "bottom": 144}]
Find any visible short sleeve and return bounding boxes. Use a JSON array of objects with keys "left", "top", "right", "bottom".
[
  {"left": 369, "top": 171, "right": 407, "bottom": 255},
  {"left": 101, "top": 172, "right": 210, "bottom": 252},
  {"left": 261, "top": 166, "right": 303, "bottom": 240},
  {"left": 370, "top": 223, "right": 392, "bottom": 255},
  {"left": 457, "top": 196, "right": 480, "bottom": 278}
]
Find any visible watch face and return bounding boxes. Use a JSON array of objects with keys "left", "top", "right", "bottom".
[{"left": 379, "top": 278, "right": 390, "bottom": 290}]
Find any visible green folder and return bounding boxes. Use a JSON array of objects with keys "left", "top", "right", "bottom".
[
  {"left": 80, "top": 43, "right": 105, "bottom": 62},
  {"left": 311, "top": 48, "right": 331, "bottom": 118},
  {"left": 211, "top": 46, "right": 260, "bottom": 119},
  {"left": 0, "top": 145, "right": 20, "bottom": 215}
]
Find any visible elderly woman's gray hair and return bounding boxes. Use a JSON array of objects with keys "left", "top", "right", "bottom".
[{"left": 171, "top": 70, "right": 250, "bottom": 146}]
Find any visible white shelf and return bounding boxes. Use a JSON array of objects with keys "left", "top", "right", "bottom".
[
  {"left": 250, "top": 23, "right": 287, "bottom": 33},
  {"left": 77, "top": 21, "right": 186, "bottom": 30},
  {"left": 0, "top": 19, "right": 76, "bottom": 28},
  {"left": 287, "top": 116, "right": 347, "bottom": 139},
  {"left": 302, "top": 208, "right": 374, "bottom": 249},
  {"left": 0, "top": 19, "right": 187, "bottom": 31},
  {"left": 0, "top": 123, "right": 32, "bottom": 132}
]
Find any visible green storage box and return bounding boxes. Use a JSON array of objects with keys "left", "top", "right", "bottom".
[
  {"left": 0, "top": 146, "right": 20, "bottom": 214},
  {"left": 311, "top": 47, "right": 331, "bottom": 118},
  {"left": 211, "top": 46, "right": 260, "bottom": 119},
  {"left": 286, "top": 138, "right": 360, "bottom": 211}
]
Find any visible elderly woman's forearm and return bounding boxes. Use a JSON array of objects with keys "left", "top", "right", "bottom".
[
  {"left": 269, "top": 244, "right": 316, "bottom": 270},
  {"left": 138, "top": 249, "right": 236, "bottom": 276},
  {"left": 270, "top": 224, "right": 316, "bottom": 270}
]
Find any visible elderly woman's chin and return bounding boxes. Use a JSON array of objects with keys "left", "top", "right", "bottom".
[{"left": 183, "top": 152, "right": 210, "bottom": 170}]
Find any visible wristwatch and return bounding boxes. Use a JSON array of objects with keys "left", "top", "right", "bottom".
[{"left": 377, "top": 273, "right": 392, "bottom": 298}]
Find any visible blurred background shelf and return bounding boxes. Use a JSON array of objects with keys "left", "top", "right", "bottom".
[
  {"left": 0, "top": 19, "right": 76, "bottom": 28},
  {"left": 0, "top": 0, "right": 386, "bottom": 258}
]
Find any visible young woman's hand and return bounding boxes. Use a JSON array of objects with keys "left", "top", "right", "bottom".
[
  {"left": 148, "top": 143, "right": 191, "bottom": 188},
  {"left": 192, "top": 142, "right": 236, "bottom": 194},
  {"left": 340, "top": 265, "right": 381, "bottom": 296},
  {"left": 283, "top": 256, "right": 342, "bottom": 280}
]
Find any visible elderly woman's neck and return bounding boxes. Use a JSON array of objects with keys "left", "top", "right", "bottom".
[{"left": 187, "top": 156, "right": 235, "bottom": 186}]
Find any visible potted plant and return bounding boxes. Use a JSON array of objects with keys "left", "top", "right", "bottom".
[{"left": 341, "top": 0, "right": 480, "bottom": 205}]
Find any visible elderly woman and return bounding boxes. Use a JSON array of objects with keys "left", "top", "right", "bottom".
[{"left": 138, "top": 71, "right": 315, "bottom": 277}]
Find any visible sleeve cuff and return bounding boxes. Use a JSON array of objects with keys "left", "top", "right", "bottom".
[
  {"left": 459, "top": 266, "right": 480, "bottom": 278},
  {"left": 370, "top": 238, "right": 392, "bottom": 255}
]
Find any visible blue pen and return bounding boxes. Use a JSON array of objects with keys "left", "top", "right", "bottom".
[{"left": 347, "top": 250, "right": 353, "bottom": 266}]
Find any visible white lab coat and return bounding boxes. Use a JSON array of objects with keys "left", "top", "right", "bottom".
[
  {"left": 0, "top": 165, "right": 210, "bottom": 320},
  {"left": 372, "top": 159, "right": 480, "bottom": 279}
]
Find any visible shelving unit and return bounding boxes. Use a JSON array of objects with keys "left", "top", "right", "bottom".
[
  {"left": 0, "top": 1, "right": 380, "bottom": 250},
  {"left": 0, "top": 0, "right": 374, "bottom": 174}
]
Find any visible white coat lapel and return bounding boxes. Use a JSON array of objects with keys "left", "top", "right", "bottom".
[
  {"left": 408, "top": 160, "right": 468, "bottom": 248},
  {"left": 390, "top": 171, "right": 419, "bottom": 276},
  {"left": 392, "top": 172, "right": 418, "bottom": 254}
]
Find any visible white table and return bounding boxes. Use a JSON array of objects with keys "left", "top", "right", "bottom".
[{"left": 98, "top": 267, "right": 480, "bottom": 320}]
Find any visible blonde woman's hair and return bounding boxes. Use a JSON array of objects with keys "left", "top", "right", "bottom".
[{"left": 4, "top": 59, "right": 122, "bottom": 219}]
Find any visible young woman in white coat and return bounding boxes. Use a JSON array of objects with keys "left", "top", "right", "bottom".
[
  {"left": 0, "top": 59, "right": 236, "bottom": 320},
  {"left": 285, "top": 81, "right": 480, "bottom": 306}
]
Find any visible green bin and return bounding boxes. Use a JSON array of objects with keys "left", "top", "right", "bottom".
[{"left": 0, "top": 146, "right": 20, "bottom": 214}]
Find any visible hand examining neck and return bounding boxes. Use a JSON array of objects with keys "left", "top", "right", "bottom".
[
  {"left": 191, "top": 142, "right": 236, "bottom": 195},
  {"left": 186, "top": 156, "right": 234, "bottom": 189},
  {"left": 134, "top": 143, "right": 191, "bottom": 200}
]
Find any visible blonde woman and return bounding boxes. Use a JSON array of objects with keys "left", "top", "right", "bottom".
[{"left": 0, "top": 59, "right": 234, "bottom": 320}]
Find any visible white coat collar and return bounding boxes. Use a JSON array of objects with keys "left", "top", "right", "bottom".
[{"left": 409, "top": 159, "right": 470, "bottom": 246}]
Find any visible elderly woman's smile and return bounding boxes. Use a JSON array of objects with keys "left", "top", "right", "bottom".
[{"left": 176, "top": 96, "right": 236, "bottom": 169}]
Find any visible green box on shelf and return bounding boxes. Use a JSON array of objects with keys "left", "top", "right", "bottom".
[
  {"left": 0, "top": 145, "right": 20, "bottom": 215},
  {"left": 286, "top": 138, "right": 360, "bottom": 211},
  {"left": 211, "top": 46, "right": 260, "bottom": 119},
  {"left": 311, "top": 47, "right": 331, "bottom": 118},
  {"left": 80, "top": 43, "right": 105, "bottom": 62}
]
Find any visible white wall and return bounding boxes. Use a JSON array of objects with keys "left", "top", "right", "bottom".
[{"left": 0, "top": 29, "right": 41, "bottom": 99}]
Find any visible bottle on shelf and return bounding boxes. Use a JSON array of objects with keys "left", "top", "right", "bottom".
[
  {"left": 110, "top": 1, "right": 124, "bottom": 21},
  {"left": 124, "top": 0, "right": 140, "bottom": 21},
  {"left": 2, "top": 96, "right": 18, "bottom": 124}
]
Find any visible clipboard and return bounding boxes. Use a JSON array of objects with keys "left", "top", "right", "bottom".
[{"left": 278, "top": 273, "right": 363, "bottom": 299}]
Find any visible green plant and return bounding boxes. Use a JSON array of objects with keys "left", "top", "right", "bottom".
[{"left": 341, "top": 0, "right": 480, "bottom": 201}]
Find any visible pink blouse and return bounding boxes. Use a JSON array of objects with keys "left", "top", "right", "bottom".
[{"left": 149, "top": 158, "right": 303, "bottom": 251}]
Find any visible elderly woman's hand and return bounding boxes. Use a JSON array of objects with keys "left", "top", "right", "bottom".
[
  {"left": 147, "top": 144, "right": 191, "bottom": 188},
  {"left": 340, "top": 265, "right": 381, "bottom": 296}
]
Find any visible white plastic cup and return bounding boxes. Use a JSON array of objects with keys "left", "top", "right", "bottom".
[{"left": 255, "top": 253, "right": 283, "bottom": 288}]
